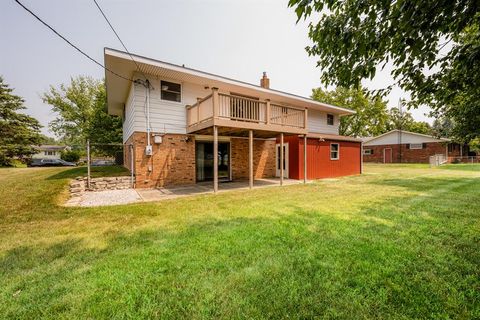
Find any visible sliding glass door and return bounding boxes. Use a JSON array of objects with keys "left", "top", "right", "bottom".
[{"left": 196, "top": 141, "right": 230, "bottom": 182}]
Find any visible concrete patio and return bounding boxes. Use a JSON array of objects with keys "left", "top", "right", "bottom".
[
  {"left": 137, "top": 178, "right": 306, "bottom": 202},
  {"left": 65, "top": 178, "right": 303, "bottom": 207},
  {"left": 67, "top": 178, "right": 308, "bottom": 207}
]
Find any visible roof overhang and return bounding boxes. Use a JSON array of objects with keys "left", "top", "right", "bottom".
[
  {"left": 307, "top": 133, "right": 363, "bottom": 142},
  {"left": 104, "top": 47, "right": 356, "bottom": 117}
]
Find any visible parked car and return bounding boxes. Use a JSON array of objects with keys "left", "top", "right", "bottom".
[
  {"left": 29, "top": 159, "right": 76, "bottom": 167},
  {"left": 91, "top": 159, "right": 115, "bottom": 166}
]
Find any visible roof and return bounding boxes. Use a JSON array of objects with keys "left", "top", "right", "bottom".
[
  {"left": 104, "top": 48, "right": 355, "bottom": 117},
  {"left": 363, "top": 130, "right": 450, "bottom": 145},
  {"left": 307, "top": 133, "right": 363, "bottom": 142}
]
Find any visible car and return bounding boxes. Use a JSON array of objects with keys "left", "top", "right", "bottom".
[
  {"left": 91, "top": 159, "right": 115, "bottom": 166},
  {"left": 29, "top": 159, "right": 76, "bottom": 167}
]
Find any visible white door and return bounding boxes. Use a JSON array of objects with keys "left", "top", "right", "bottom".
[{"left": 276, "top": 143, "right": 289, "bottom": 178}]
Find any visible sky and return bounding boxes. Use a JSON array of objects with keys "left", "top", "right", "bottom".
[{"left": 0, "top": 0, "right": 432, "bottom": 137}]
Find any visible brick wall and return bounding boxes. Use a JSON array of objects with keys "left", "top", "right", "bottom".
[
  {"left": 230, "top": 138, "right": 276, "bottom": 179},
  {"left": 124, "top": 133, "right": 276, "bottom": 188},
  {"left": 363, "top": 142, "right": 448, "bottom": 163},
  {"left": 125, "top": 132, "right": 196, "bottom": 188}
]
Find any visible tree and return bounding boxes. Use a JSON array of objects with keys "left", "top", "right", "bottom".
[
  {"left": 469, "top": 137, "right": 480, "bottom": 154},
  {"left": 311, "top": 86, "right": 389, "bottom": 137},
  {"left": 386, "top": 107, "right": 431, "bottom": 135},
  {"left": 431, "top": 117, "right": 454, "bottom": 139},
  {"left": 42, "top": 76, "right": 122, "bottom": 155},
  {"left": 289, "top": 0, "right": 480, "bottom": 142},
  {"left": 0, "top": 77, "right": 42, "bottom": 166},
  {"left": 39, "top": 134, "right": 58, "bottom": 145}
]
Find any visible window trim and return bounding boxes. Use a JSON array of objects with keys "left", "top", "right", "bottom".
[
  {"left": 327, "top": 113, "right": 334, "bottom": 126},
  {"left": 330, "top": 143, "right": 340, "bottom": 160},
  {"left": 409, "top": 143, "right": 423, "bottom": 150},
  {"left": 160, "top": 80, "right": 182, "bottom": 103},
  {"left": 363, "top": 149, "right": 372, "bottom": 155}
]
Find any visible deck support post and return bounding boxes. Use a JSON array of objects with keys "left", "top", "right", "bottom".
[
  {"left": 249, "top": 130, "right": 253, "bottom": 189},
  {"left": 213, "top": 125, "right": 218, "bottom": 194},
  {"left": 303, "top": 135, "right": 307, "bottom": 184},
  {"left": 280, "top": 133, "right": 284, "bottom": 186}
]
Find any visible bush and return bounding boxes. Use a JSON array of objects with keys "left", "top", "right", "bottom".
[{"left": 61, "top": 150, "right": 81, "bottom": 163}]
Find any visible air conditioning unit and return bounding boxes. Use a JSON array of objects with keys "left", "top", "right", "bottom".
[{"left": 145, "top": 145, "right": 153, "bottom": 156}]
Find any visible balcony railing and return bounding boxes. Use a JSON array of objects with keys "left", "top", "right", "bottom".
[{"left": 186, "top": 91, "right": 307, "bottom": 132}]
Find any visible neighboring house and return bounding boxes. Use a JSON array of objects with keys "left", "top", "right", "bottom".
[
  {"left": 104, "top": 48, "right": 362, "bottom": 189},
  {"left": 362, "top": 130, "right": 467, "bottom": 163},
  {"left": 32, "top": 145, "right": 69, "bottom": 160}
]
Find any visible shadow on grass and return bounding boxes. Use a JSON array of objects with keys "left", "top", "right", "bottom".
[{"left": 46, "top": 165, "right": 130, "bottom": 180}]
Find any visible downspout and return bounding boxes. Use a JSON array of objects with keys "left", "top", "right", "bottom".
[{"left": 146, "top": 79, "right": 152, "bottom": 151}]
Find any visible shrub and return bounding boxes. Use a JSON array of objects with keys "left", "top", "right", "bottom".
[{"left": 61, "top": 150, "right": 81, "bottom": 163}]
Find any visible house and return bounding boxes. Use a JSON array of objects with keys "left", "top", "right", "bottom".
[
  {"left": 362, "top": 130, "right": 468, "bottom": 163},
  {"left": 104, "top": 48, "right": 362, "bottom": 190},
  {"left": 32, "top": 145, "right": 69, "bottom": 160}
]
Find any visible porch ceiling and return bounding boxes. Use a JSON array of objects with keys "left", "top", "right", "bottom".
[{"left": 192, "top": 126, "right": 300, "bottom": 139}]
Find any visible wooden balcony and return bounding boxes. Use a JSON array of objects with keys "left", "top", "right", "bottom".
[{"left": 186, "top": 89, "right": 308, "bottom": 137}]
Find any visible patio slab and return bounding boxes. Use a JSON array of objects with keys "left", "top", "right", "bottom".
[{"left": 68, "top": 178, "right": 307, "bottom": 207}]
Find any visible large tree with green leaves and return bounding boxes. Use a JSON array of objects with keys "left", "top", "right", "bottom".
[
  {"left": 311, "top": 86, "right": 389, "bottom": 137},
  {"left": 289, "top": 0, "right": 480, "bottom": 142},
  {"left": 43, "top": 76, "right": 122, "bottom": 155},
  {"left": 0, "top": 76, "right": 42, "bottom": 166},
  {"left": 386, "top": 107, "right": 432, "bottom": 135}
]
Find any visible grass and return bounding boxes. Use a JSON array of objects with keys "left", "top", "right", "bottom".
[{"left": 0, "top": 164, "right": 479, "bottom": 319}]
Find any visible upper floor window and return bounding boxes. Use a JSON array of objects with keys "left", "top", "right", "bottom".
[
  {"left": 330, "top": 143, "right": 339, "bottom": 160},
  {"left": 160, "top": 81, "right": 181, "bottom": 102},
  {"left": 327, "top": 114, "right": 334, "bottom": 125},
  {"left": 44, "top": 151, "right": 56, "bottom": 156}
]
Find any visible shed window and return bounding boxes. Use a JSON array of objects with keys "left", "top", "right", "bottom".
[
  {"left": 363, "top": 149, "right": 373, "bottom": 155},
  {"left": 330, "top": 143, "right": 339, "bottom": 160},
  {"left": 409, "top": 143, "right": 423, "bottom": 149},
  {"left": 327, "top": 114, "right": 334, "bottom": 125},
  {"left": 160, "top": 81, "right": 181, "bottom": 102}
]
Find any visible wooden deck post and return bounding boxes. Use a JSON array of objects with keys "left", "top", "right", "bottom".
[
  {"left": 212, "top": 87, "right": 219, "bottom": 119},
  {"left": 213, "top": 125, "right": 218, "bottom": 194},
  {"left": 303, "top": 135, "right": 307, "bottom": 184},
  {"left": 249, "top": 130, "right": 253, "bottom": 189},
  {"left": 266, "top": 99, "right": 271, "bottom": 125},
  {"left": 280, "top": 133, "right": 284, "bottom": 186}
]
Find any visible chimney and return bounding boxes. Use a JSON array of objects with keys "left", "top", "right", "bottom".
[{"left": 260, "top": 71, "right": 270, "bottom": 89}]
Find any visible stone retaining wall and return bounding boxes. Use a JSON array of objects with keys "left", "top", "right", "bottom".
[{"left": 70, "top": 176, "right": 133, "bottom": 197}]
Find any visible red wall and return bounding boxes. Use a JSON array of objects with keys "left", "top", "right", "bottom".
[{"left": 281, "top": 136, "right": 361, "bottom": 179}]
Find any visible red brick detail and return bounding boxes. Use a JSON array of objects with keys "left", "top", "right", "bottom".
[
  {"left": 363, "top": 142, "right": 448, "bottom": 163},
  {"left": 230, "top": 138, "right": 276, "bottom": 179},
  {"left": 280, "top": 136, "right": 361, "bottom": 179},
  {"left": 125, "top": 132, "right": 196, "bottom": 188}
]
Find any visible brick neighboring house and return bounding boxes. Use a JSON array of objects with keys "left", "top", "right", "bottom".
[
  {"left": 362, "top": 130, "right": 467, "bottom": 163},
  {"left": 104, "top": 48, "right": 362, "bottom": 190}
]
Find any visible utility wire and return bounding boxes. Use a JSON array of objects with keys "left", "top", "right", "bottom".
[
  {"left": 13, "top": 0, "right": 133, "bottom": 83},
  {"left": 92, "top": 0, "right": 150, "bottom": 86}
]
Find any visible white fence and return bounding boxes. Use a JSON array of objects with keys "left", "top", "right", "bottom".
[{"left": 429, "top": 154, "right": 447, "bottom": 167}]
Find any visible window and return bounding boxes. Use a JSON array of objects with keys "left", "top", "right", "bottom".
[
  {"left": 44, "top": 151, "right": 56, "bottom": 156},
  {"left": 330, "top": 143, "right": 339, "bottom": 160},
  {"left": 327, "top": 114, "right": 334, "bottom": 125},
  {"left": 409, "top": 143, "right": 423, "bottom": 149},
  {"left": 363, "top": 149, "right": 373, "bottom": 155},
  {"left": 160, "top": 80, "right": 181, "bottom": 102}
]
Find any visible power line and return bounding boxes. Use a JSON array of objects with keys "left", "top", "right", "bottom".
[
  {"left": 13, "top": 0, "right": 133, "bottom": 84},
  {"left": 92, "top": 0, "right": 150, "bottom": 84}
]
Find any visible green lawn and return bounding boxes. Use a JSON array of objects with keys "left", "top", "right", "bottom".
[{"left": 0, "top": 165, "right": 479, "bottom": 319}]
